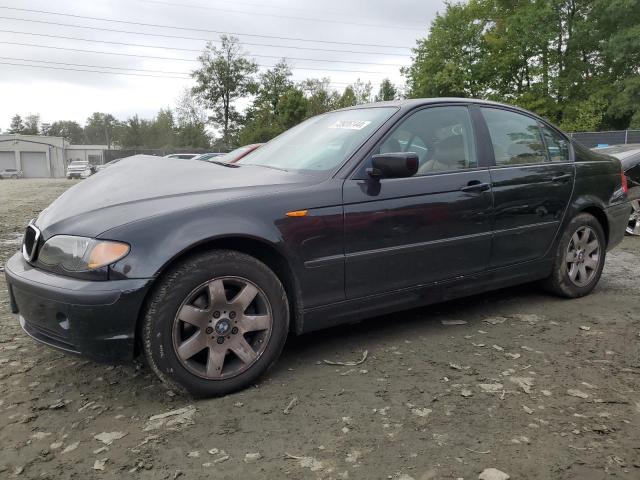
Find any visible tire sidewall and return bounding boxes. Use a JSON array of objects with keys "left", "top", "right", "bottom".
[
  {"left": 552, "top": 213, "right": 607, "bottom": 297},
  {"left": 144, "top": 250, "right": 289, "bottom": 397}
]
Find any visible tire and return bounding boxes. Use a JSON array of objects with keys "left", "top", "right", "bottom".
[
  {"left": 542, "top": 213, "right": 606, "bottom": 298},
  {"left": 627, "top": 199, "right": 640, "bottom": 236},
  {"left": 142, "top": 250, "right": 289, "bottom": 397}
]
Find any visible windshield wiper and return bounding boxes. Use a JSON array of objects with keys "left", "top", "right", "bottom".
[
  {"left": 241, "top": 163, "right": 288, "bottom": 172},
  {"left": 208, "top": 160, "right": 240, "bottom": 168}
]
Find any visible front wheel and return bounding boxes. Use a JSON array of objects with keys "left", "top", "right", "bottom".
[
  {"left": 543, "top": 213, "right": 606, "bottom": 298},
  {"left": 627, "top": 200, "right": 640, "bottom": 236},
  {"left": 142, "top": 250, "right": 289, "bottom": 397}
]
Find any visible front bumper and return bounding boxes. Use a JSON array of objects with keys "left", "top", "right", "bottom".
[
  {"left": 4, "top": 252, "right": 152, "bottom": 363},
  {"left": 606, "top": 202, "right": 632, "bottom": 249}
]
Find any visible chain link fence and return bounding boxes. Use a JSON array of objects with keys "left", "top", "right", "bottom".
[{"left": 568, "top": 130, "right": 640, "bottom": 148}]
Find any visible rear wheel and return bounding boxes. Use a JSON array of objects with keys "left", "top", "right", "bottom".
[
  {"left": 627, "top": 200, "right": 640, "bottom": 236},
  {"left": 142, "top": 250, "right": 289, "bottom": 397},
  {"left": 543, "top": 213, "right": 606, "bottom": 298}
]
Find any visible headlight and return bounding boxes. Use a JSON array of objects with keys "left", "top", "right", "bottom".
[{"left": 38, "top": 235, "right": 129, "bottom": 272}]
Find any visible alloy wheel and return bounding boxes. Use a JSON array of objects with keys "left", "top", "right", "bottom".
[
  {"left": 627, "top": 200, "right": 640, "bottom": 236},
  {"left": 172, "top": 276, "right": 273, "bottom": 380},
  {"left": 566, "top": 226, "right": 600, "bottom": 287}
]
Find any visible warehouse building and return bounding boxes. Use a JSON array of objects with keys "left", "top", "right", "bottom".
[{"left": 0, "top": 134, "right": 109, "bottom": 178}]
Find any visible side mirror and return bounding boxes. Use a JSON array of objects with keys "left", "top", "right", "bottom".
[{"left": 368, "top": 152, "right": 419, "bottom": 179}]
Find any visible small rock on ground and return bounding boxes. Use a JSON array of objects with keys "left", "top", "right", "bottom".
[{"left": 479, "top": 467, "right": 510, "bottom": 480}]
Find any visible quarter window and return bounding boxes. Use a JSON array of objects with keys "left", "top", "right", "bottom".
[
  {"left": 377, "top": 106, "right": 477, "bottom": 175},
  {"left": 481, "top": 108, "right": 546, "bottom": 166},
  {"left": 540, "top": 124, "right": 570, "bottom": 162}
]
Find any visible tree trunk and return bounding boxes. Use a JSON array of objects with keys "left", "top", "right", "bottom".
[
  {"left": 224, "top": 93, "right": 230, "bottom": 148},
  {"left": 542, "top": 43, "right": 549, "bottom": 97}
]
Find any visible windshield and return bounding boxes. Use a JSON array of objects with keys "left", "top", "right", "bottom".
[
  {"left": 69, "top": 161, "right": 88, "bottom": 166},
  {"left": 242, "top": 107, "right": 397, "bottom": 172}
]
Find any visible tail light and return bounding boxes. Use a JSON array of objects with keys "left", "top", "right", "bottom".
[{"left": 621, "top": 168, "right": 628, "bottom": 194}]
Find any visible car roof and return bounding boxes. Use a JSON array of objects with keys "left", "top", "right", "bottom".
[
  {"left": 341, "top": 97, "right": 530, "bottom": 111},
  {"left": 336, "top": 97, "right": 553, "bottom": 125}
]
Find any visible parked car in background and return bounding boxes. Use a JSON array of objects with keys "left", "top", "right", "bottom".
[
  {"left": 218, "top": 144, "right": 263, "bottom": 163},
  {"left": 5, "top": 99, "right": 630, "bottom": 397},
  {"left": 66, "top": 160, "right": 95, "bottom": 179},
  {"left": 593, "top": 144, "right": 640, "bottom": 235},
  {"left": 164, "top": 153, "right": 199, "bottom": 160},
  {"left": 96, "top": 158, "right": 122, "bottom": 172},
  {"left": 0, "top": 168, "right": 23, "bottom": 179},
  {"left": 191, "top": 152, "right": 226, "bottom": 162}
]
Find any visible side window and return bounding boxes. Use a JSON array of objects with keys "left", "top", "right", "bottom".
[
  {"left": 540, "top": 124, "right": 571, "bottom": 162},
  {"left": 481, "top": 108, "right": 546, "bottom": 166},
  {"left": 377, "top": 106, "right": 477, "bottom": 175}
]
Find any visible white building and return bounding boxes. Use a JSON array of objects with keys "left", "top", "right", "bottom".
[{"left": 0, "top": 134, "right": 110, "bottom": 178}]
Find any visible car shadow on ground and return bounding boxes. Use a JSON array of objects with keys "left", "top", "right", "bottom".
[{"left": 276, "top": 281, "right": 549, "bottom": 369}]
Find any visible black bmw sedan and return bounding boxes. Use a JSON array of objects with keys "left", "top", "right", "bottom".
[{"left": 5, "top": 99, "right": 631, "bottom": 397}]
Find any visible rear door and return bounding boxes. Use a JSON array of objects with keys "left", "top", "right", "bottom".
[
  {"left": 343, "top": 104, "right": 493, "bottom": 299},
  {"left": 478, "top": 107, "right": 574, "bottom": 268}
]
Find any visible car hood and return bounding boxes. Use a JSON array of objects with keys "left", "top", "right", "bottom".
[{"left": 36, "top": 155, "right": 315, "bottom": 238}]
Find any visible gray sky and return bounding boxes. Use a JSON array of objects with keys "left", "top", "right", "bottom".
[{"left": 0, "top": 0, "right": 445, "bottom": 131}]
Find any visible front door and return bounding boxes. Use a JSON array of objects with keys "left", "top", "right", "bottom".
[
  {"left": 343, "top": 105, "right": 493, "bottom": 299},
  {"left": 478, "top": 107, "right": 575, "bottom": 268}
]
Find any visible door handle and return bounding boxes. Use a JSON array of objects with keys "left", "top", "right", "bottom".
[
  {"left": 552, "top": 173, "right": 572, "bottom": 183},
  {"left": 460, "top": 181, "right": 490, "bottom": 193}
]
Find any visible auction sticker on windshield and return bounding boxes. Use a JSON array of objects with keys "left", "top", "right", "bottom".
[{"left": 328, "top": 120, "right": 372, "bottom": 130}]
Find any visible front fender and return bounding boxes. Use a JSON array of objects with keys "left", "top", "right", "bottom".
[{"left": 104, "top": 207, "right": 296, "bottom": 280}]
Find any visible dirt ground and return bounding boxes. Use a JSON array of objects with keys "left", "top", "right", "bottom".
[{"left": 0, "top": 178, "right": 639, "bottom": 480}]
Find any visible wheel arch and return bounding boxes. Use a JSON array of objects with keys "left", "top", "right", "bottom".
[
  {"left": 133, "top": 235, "right": 304, "bottom": 357},
  {"left": 578, "top": 205, "right": 609, "bottom": 246}
]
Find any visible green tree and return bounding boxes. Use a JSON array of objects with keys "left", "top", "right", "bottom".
[
  {"left": 22, "top": 114, "right": 40, "bottom": 135},
  {"left": 192, "top": 35, "right": 258, "bottom": 148},
  {"left": 403, "top": 0, "right": 640, "bottom": 130},
  {"left": 375, "top": 79, "right": 398, "bottom": 102},
  {"left": 84, "top": 112, "right": 118, "bottom": 148},
  {"left": 404, "top": 1, "right": 491, "bottom": 99},
  {"left": 145, "top": 108, "right": 176, "bottom": 149},
  {"left": 47, "top": 120, "right": 84, "bottom": 143},
  {"left": 278, "top": 87, "right": 308, "bottom": 128},
  {"left": 174, "top": 88, "right": 210, "bottom": 148},
  {"left": 338, "top": 86, "right": 357, "bottom": 108},
  {"left": 300, "top": 78, "right": 340, "bottom": 116},
  {"left": 120, "top": 115, "right": 149, "bottom": 148},
  {"left": 8, "top": 114, "right": 24, "bottom": 134},
  {"left": 352, "top": 79, "right": 373, "bottom": 104},
  {"left": 237, "top": 82, "right": 308, "bottom": 145},
  {"left": 254, "top": 60, "right": 293, "bottom": 116}
]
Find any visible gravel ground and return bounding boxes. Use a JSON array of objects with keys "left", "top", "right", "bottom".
[{"left": 0, "top": 178, "right": 639, "bottom": 480}]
